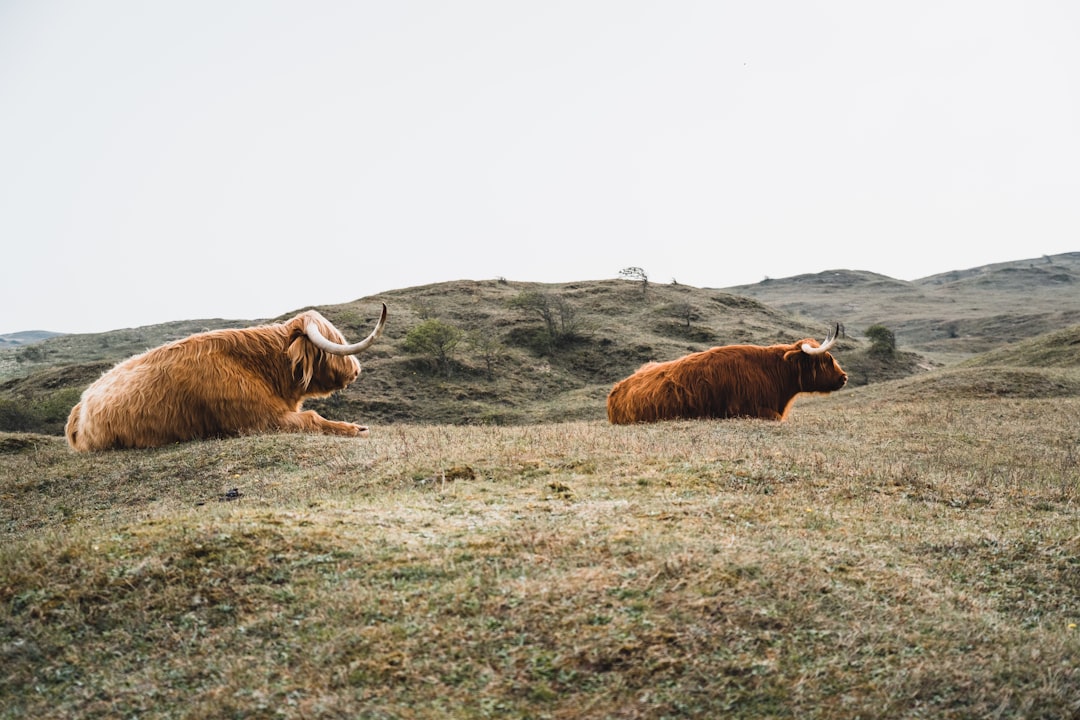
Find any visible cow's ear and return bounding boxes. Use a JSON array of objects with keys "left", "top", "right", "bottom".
[
  {"left": 282, "top": 317, "right": 306, "bottom": 353},
  {"left": 783, "top": 340, "right": 818, "bottom": 361}
]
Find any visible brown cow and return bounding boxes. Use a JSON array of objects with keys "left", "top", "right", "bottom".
[
  {"left": 607, "top": 326, "right": 847, "bottom": 424},
  {"left": 65, "top": 304, "right": 387, "bottom": 451}
]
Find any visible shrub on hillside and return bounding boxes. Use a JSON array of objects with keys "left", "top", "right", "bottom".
[
  {"left": 403, "top": 319, "right": 464, "bottom": 376},
  {"left": 865, "top": 324, "right": 897, "bottom": 357}
]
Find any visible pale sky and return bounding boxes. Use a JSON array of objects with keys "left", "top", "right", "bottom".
[{"left": 2, "top": 1, "right": 1078, "bottom": 335}]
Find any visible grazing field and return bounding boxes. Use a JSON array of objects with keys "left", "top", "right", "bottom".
[{"left": 2, "top": 390, "right": 1078, "bottom": 718}]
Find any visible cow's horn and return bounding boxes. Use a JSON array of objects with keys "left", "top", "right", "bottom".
[
  {"left": 801, "top": 324, "right": 839, "bottom": 355},
  {"left": 306, "top": 303, "right": 387, "bottom": 356}
]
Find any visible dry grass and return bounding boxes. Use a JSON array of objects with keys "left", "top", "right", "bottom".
[{"left": 3, "top": 391, "right": 1079, "bottom": 719}]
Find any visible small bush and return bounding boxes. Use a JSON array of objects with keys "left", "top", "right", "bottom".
[
  {"left": 508, "top": 291, "right": 582, "bottom": 352},
  {"left": 865, "top": 324, "right": 897, "bottom": 356},
  {"left": 403, "top": 319, "right": 464, "bottom": 376}
]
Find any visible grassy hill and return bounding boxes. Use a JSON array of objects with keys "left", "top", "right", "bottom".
[
  {"left": 2, "top": 279, "right": 913, "bottom": 436},
  {"left": 3, "top": 262, "right": 1080, "bottom": 717},
  {"left": 825, "top": 323, "right": 1080, "bottom": 406},
  {"left": 4, "top": 250, "right": 1079, "bottom": 435},
  {"left": 0, "top": 330, "right": 63, "bottom": 350},
  {"left": 961, "top": 324, "right": 1080, "bottom": 370},
  {"left": 725, "top": 251, "right": 1080, "bottom": 364},
  {"left": 3, "top": 392, "right": 1079, "bottom": 718}
]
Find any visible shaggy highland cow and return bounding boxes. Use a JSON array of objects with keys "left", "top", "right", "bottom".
[
  {"left": 607, "top": 326, "right": 847, "bottom": 424},
  {"left": 65, "top": 304, "right": 387, "bottom": 451}
]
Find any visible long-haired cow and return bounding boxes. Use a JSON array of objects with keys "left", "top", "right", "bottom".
[
  {"left": 65, "top": 304, "right": 387, "bottom": 451},
  {"left": 607, "top": 326, "right": 847, "bottom": 424}
]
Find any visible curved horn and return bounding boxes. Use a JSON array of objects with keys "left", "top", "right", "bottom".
[
  {"left": 306, "top": 303, "right": 387, "bottom": 356},
  {"left": 801, "top": 324, "right": 839, "bottom": 355}
]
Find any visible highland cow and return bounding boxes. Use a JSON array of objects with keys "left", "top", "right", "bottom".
[
  {"left": 607, "top": 326, "right": 847, "bottom": 424},
  {"left": 65, "top": 304, "right": 387, "bottom": 451}
]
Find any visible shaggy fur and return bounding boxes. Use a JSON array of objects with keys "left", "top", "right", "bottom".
[
  {"left": 66, "top": 309, "right": 381, "bottom": 451},
  {"left": 606, "top": 338, "right": 848, "bottom": 424}
]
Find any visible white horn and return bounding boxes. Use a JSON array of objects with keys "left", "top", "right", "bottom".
[
  {"left": 306, "top": 303, "right": 387, "bottom": 356},
  {"left": 801, "top": 324, "right": 839, "bottom": 355}
]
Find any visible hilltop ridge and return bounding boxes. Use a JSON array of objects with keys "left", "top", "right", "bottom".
[
  {"left": 0, "top": 330, "right": 63, "bottom": 349},
  {"left": 724, "top": 251, "right": 1080, "bottom": 362}
]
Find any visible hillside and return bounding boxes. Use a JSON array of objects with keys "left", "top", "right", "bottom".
[
  {"left": 5, "top": 250, "right": 1080, "bottom": 436},
  {"left": 725, "top": 251, "right": 1080, "bottom": 363},
  {"left": 0, "top": 330, "right": 62, "bottom": 349},
  {"left": 960, "top": 324, "right": 1080, "bottom": 369},
  {"left": 3, "top": 270, "right": 1080, "bottom": 718},
  {"left": 4, "top": 280, "right": 907, "bottom": 436},
  {"left": 3, "top": 395, "right": 1079, "bottom": 718}
]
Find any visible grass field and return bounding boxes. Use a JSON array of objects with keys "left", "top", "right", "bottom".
[{"left": 3, "top": 387, "right": 1079, "bottom": 718}]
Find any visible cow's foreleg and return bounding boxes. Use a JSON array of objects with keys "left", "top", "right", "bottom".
[
  {"left": 278, "top": 410, "right": 370, "bottom": 437},
  {"left": 752, "top": 408, "right": 785, "bottom": 421}
]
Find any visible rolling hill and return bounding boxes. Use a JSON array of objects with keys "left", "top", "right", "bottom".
[
  {"left": 0, "top": 330, "right": 63, "bottom": 349},
  {"left": 725, "top": 251, "right": 1080, "bottom": 363},
  {"left": 2, "top": 251, "right": 1079, "bottom": 436},
  {"left": 1, "top": 279, "right": 892, "bottom": 435},
  {"left": 3, "top": 256, "right": 1080, "bottom": 719}
]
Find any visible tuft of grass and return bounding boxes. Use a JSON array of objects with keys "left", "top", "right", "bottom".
[{"left": 3, "top": 393, "right": 1080, "bottom": 718}]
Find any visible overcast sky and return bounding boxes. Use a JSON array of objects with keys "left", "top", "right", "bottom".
[{"left": 2, "top": 1, "right": 1078, "bottom": 335}]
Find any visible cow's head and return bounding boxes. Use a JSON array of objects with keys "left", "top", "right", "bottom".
[
  {"left": 286, "top": 304, "right": 387, "bottom": 395},
  {"left": 784, "top": 325, "right": 848, "bottom": 392}
]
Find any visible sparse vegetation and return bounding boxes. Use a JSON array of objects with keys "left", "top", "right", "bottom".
[
  {"left": 669, "top": 300, "right": 698, "bottom": 328},
  {"left": 466, "top": 329, "right": 507, "bottom": 380},
  {"left": 15, "top": 344, "right": 48, "bottom": 363},
  {"left": 2, "top": 264, "right": 1080, "bottom": 717},
  {"left": 728, "top": 251, "right": 1080, "bottom": 365},
  {"left": 865, "top": 323, "right": 897, "bottom": 356},
  {"left": 2, "top": 390, "right": 1079, "bottom": 718},
  {"left": 507, "top": 289, "right": 582, "bottom": 353},
  {"left": 0, "top": 387, "right": 81, "bottom": 436},
  {"left": 403, "top": 318, "right": 464, "bottom": 376}
]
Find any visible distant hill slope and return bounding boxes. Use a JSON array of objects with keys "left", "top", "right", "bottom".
[
  {"left": 0, "top": 330, "right": 64, "bottom": 349},
  {"left": 960, "top": 324, "right": 1080, "bottom": 369},
  {"left": 724, "top": 252, "right": 1080, "bottom": 362},
  {"left": 829, "top": 320, "right": 1080, "bottom": 406}
]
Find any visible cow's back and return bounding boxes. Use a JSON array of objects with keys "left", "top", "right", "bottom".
[
  {"left": 69, "top": 350, "right": 181, "bottom": 449},
  {"left": 607, "top": 346, "right": 783, "bottom": 423},
  {"left": 68, "top": 335, "right": 286, "bottom": 450}
]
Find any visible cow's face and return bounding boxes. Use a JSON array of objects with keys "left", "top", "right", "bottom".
[
  {"left": 788, "top": 340, "right": 848, "bottom": 393},
  {"left": 311, "top": 353, "right": 361, "bottom": 394},
  {"left": 286, "top": 305, "right": 386, "bottom": 398},
  {"left": 812, "top": 352, "right": 848, "bottom": 391}
]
